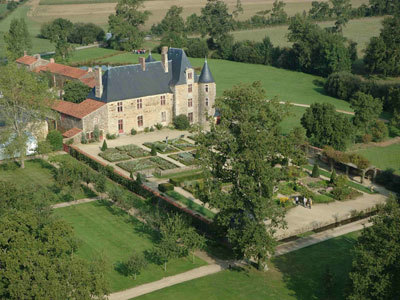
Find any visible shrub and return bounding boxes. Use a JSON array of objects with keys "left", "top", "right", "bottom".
[
  {"left": 63, "top": 80, "right": 91, "bottom": 103},
  {"left": 362, "top": 134, "right": 372, "bottom": 143},
  {"left": 94, "top": 174, "right": 106, "bottom": 193},
  {"left": 131, "top": 128, "right": 137, "bottom": 135},
  {"left": 36, "top": 141, "right": 53, "bottom": 155},
  {"left": 101, "top": 140, "right": 108, "bottom": 151},
  {"left": 81, "top": 134, "right": 88, "bottom": 144},
  {"left": 332, "top": 174, "right": 348, "bottom": 188},
  {"left": 158, "top": 183, "right": 174, "bottom": 192},
  {"left": 155, "top": 123, "right": 163, "bottom": 130},
  {"left": 324, "top": 72, "right": 362, "bottom": 101},
  {"left": 150, "top": 126, "right": 155, "bottom": 132},
  {"left": 173, "top": 114, "right": 190, "bottom": 130},
  {"left": 46, "top": 130, "right": 63, "bottom": 151},
  {"left": 370, "top": 120, "right": 388, "bottom": 142},
  {"left": 311, "top": 164, "right": 320, "bottom": 178},
  {"left": 93, "top": 125, "right": 100, "bottom": 142},
  {"left": 106, "top": 133, "right": 117, "bottom": 140},
  {"left": 150, "top": 145, "right": 157, "bottom": 156},
  {"left": 186, "top": 38, "right": 209, "bottom": 58},
  {"left": 144, "top": 127, "right": 150, "bottom": 133},
  {"left": 330, "top": 169, "right": 337, "bottom": 184}
]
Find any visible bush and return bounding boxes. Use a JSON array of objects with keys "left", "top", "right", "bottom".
[
  {"left": 150, "top": 126, "right": 155, "bottom": 132},
  {"left": 186, "top": 38, "right": 209, "bottom": 58},
  {"left": 311, "top": 164, "right": 320, "bottom": 178},
  {"left": 106, "top": 133, "right": 117, "bottom": 140},
  {"left": 36, "top": 141, "right": 53, "bottom": 155},
  {"left": 144, "top": 127, "right": 150, "bottom": 133},
  {"left": 101, "top": 140, "right": 108, "bottom": 151},
  {"left": 332, "top": 174, "right": 348, "bottom": 188},
  {"left": 324, "top": 72, "right": 362, "bottom": 101},
  {"left": 173, "top": 114, "right": 190, "bottom": 130},
  {"left": 150, "top": 145, "right": 157, "bottom": 156},
  {"left": 362, "top": 134, "right": 372, "bottom": 143},
  {"left": 155, "top": 123, "right": 163, "bottom": 130},
  {"left": 370, "top": 120, "right": 388, "bottom": 142},
  {"left": 93, "top": 125, "right": 100, "bottom": 142},
  {"left": 158, "top": 183, "right": 174, "bottom": 192},
  {"left": 81, "top": 134, "right": 88, "bottom": 144},
  {"left": 46, "top": 130, "right": 63, "bottom": 151},
  {"left": 63, "top": 81, "right": 91, "bottom": 103},
  {"left": 131, "top": 128, "right": 137, "bottom": 135},
  {"left": 6, "top": 1, "right": 18, "bottom": 11},
  {"left": 68, "top": 22, "right": 105, "bottom": 45}
]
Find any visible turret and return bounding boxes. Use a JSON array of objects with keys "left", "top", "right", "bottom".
[
  {"left": 198, "top": 59, "right": 216, "bottom": 126},
  {"left": 145, "top": 51, "right": 156, "bottom": 63}
]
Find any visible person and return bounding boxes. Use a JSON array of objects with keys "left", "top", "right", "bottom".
[
  {"left": 309, "top": 198, "right": 312, "bottom": 209},
  {"left": 295, "top": 196, "right": 299, "bottom": 205},
  {"left": 303, "top": 197, "right": 307, "bottom": 207}
]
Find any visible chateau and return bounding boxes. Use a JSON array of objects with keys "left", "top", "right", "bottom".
[{"left": 49, "top": 47, "right": 216, "bottom": 140}]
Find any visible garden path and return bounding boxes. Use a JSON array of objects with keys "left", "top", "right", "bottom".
[{"left": 51, "top": 196, "right": 101, "bottom": 209}]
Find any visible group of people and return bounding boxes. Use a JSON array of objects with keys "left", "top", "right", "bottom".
[
  {"left": 294, "top": 195, "right": 312, "bottom": 209},
  {"left": 133, "top": 49, "right": 147, "bottom": 54}
]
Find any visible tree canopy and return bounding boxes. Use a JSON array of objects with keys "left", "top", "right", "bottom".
[
  {"left": 195, "top": 82, "right": 301, "bottom": 269},
  {"left": 4, "top": 18, "right": 31, "bottom": 60},
  {"left": 63, "top": 80, "right": 92, "bottom": 103},
  {"left": 350, "top": 92, "right": 383, "bottom": 129}
]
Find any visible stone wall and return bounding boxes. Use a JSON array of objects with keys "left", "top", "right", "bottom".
[
  {"left": 174, "top": 82, "right": 199, "bottom": 124},
  {"left": 106, "top": 93, "right": 174, "bottom": 135},
  {"left": 58, "top": 113, "right": 82, "bottom": 132},
  {"left": 82, "top": 105, "right": 108, "bottom": 135}
]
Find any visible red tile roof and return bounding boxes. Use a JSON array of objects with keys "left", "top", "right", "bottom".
[
  {"left": 79, "top": 76, "right": 97, "bottom": 88},
  {"left": 16, "top": 55, "right": 38, "bottom": 65},
  {"left": 62, "top": 127, "right": 82, "bottom": 138},
  {"left": 53, "top": 99, "right": 105, "bottom": 119},
  {"left": 35, "top": 63, "right": 88, "bottom": 79}
]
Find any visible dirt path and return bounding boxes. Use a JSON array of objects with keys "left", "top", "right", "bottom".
[{"left": 51, "top": 196, "right": 100, "bottom": 209}]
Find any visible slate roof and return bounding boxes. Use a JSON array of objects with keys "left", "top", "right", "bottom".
[
  {"left": 53, "top": 99, "right": 105, "bottom": 119},
  {"left": 168, "top": 48, "right": 193, "bottom": 85},
  {"left": 145, "top": 52, "right": 156, "bottom": 62},
  {"left": 199, "top": 60, "right": 215, "bottom": 83}
]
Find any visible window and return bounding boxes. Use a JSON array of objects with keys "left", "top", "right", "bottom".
[
  {"left": 117, "top": 101, "right": 123, "bottom": 112},
  {"left": 205, "top": 85, "right": 209, "bottom": 93},
  {"left": 205, "top": 97, "right": 209, "bottom": 107},
  {"left": 188, "top": 84, "right": 192, "bottom": 93},
  {"left": 137, "top": 98, "right": 142, "bottom": 109},
  {"left": 118, "top": 119, "right": 123, "bottom": 133},
  {"left": 188, "top": 98, "right": 193, "bottom": 107},
  {"left": 161, "top": 111, "right": 166, "bottom": 122},
  {"left": 188, "top": 112, "right": 193, "bottom": 123},
  {"left": 86, "top": 132, "right": 90, "bottom": 139},
  {"left": 160, "top": 95, "right": 166, "bottom": 105},
  {"left": 137, "top": 115, "right": 143, "bottom": 127},
  {"left": 188, "top": 72, "right": 192, "bottom": 80}
]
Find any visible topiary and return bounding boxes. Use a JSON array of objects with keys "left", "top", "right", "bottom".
[
  {"left": 150, "top": 145, "right": 157, "bottom": 156},
  {"left": 311, "top": 163, "right": 320, "bottom": 178},
  {"left": 101, "top": 140, "right": 108, "bottom": 151},
  {"left": 46, "top": 130, "right": 63, "bottom": 151},
  {"left": 131, "top": 128, "right": 137, "bottom": 135}
]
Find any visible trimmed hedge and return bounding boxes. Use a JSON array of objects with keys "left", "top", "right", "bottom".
[
  {"left": 158, "top": 183, "right": 174, "bottom": 192},
  {"left": 169, "top": 172, "right": 204, "bottom": 187}
]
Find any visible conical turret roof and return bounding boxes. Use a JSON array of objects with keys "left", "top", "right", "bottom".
[
  {"left": 198, "top": 59, "right": 215, "bottom": 83},
  {"left": 145, "top": 51, "right": 156, "bottom": 62}
]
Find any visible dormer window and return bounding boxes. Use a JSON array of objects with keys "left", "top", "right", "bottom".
[
  {"left": 205, "top": 85, "right": 209, "bottom": 93},
  {"left": 188, "top": 72, "right": 193, "bottom": 80}
]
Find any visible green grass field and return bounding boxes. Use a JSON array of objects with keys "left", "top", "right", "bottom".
[
  {"left": 166, "top": 190, "right": 215, "bottom": 220},
  {"left": 54, "top": 201, "right": 207, "bottom": 292},
  {"left": 355, "top": 143, "right": 400, "bottom": 175},
  {"left": 0, "top": 159, "right": 95, "bottom": 201},
  {"left": 67, "top": 47, "right": 121, "bottom": 63},
  {"left": 135, "top": 231, "right": 361, "bottom": 300},
  {"left": 0, "top": 5, "right": 54, "bottom": 56},
  {"left": 232, "top": 16, "right": 384, "bottom": 57}
]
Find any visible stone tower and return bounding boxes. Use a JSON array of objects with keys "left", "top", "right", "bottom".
[{"left": 198, "top": 59, "right": 216, "bottom": 126}]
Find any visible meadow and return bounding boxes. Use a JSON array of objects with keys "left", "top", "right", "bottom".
[
  {"left": 355, "top": 143, "right": 400, "bottom": 175},
  {"left": 54, "top": 200, "right": 207, "bottom": 292},
  {"left": 135, "top": 231, "right": 361, "bottom": 300}
]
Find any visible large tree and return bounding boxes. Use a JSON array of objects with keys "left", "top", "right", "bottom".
[
  {"left": 46, "top": 18, "right": 74, "bottom": 61},
  {"left": 4, "top": 18, "right": 31, "bottom": 60},
  {"left": 195, "top": 82, "right": 293, "bottom": 269},
  {"left": 63, "top": 80, "right": 92, "bottom": 103},
  {"left": 330, "top": 0, "right": 352, "bottom": 32},
  {"left": 348, "top": 196, "right": 400, "bottom": 300},
  {"left": 0, "top": 181, "right": 110, "bottom": 299},
  {"left": 350, "top": 92, "right": 383, "bottom": 129},
  {"left": 0, "top": 63, "right": 54, "bottom": 168},
  {"left": 108, "top": 0, "right": 150, "bottom": 51},
  {"left": 301, "top": 102, "right": 354, "bottom": 150}
]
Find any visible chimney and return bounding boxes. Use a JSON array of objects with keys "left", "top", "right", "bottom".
[
  {"left": 95, "top": 67, "right": 103, "bottom": 98},
  {"left": 139, "top": 57, "right": 146, "bottom": 71},
  {"left": 50, "top": 58, "right": 55, "bottom": 63},
  {"left": 34, "top": 54, "right": 41, "bottom": 60},
  {"left": 88, "top": 67, "right": 93, "bottom": 73},
  {"left": 161, "top": 46, "right": 168, "bottom": 73},
  {"left": 24, "top": 51, "right": 27, "bottom": 56}
]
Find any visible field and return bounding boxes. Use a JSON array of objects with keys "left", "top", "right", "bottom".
[
  {"left": 355, "top": 143, "right": 400, "bottom": 175},
  {"left": 135, "top": 230, "right": 361, "bottom": 300},
  {"left": 232, "top": 16, "right": 384, "bottom": 56},
  {"left": 0, "top": 159, "right": 96, "bottom": 202},
  {"left": 54, "top": 201, "right": 207, "bottom": 292}
]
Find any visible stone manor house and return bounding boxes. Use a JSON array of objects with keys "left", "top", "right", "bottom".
[{"left": 17, "top": 47, "right": 216, "bottom": 141}]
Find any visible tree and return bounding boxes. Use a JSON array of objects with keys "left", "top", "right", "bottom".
[
  {"left": 185, "top": 13, "right": 203, "bottom": 34},
  {"left": 152, "top": 6, "right": 185, "bottom": 36},
  {"left": 4, "top": 18, "right": 31, "bottom": 60},
  {"left": 301, "top": 102, "right": 354, "bottom": 150},
  {"left": 186, "top": 38, "right": 209, "bottom": 58},
  {"left": 125, "top": 251, "right": 147, "bottom": 279},
  {"left": 308, "top": 1, "right": 331, "bottom": 20},
  {"left": 200, "top": 0, "right": 233, "bottom": 46},
  {"left": 0, "top": 63, "right": 54, "bottom": 168},
  {"left": 101, "top": 140, "right": 108, "bottom": 151},
  {"left": 150, "top": 145, "right": 157, "bottom": 156},
  {"left": 312, "top": 163, "right": 320, "bottom": 178},
  {"left": 348, "top": 197, "right": 400, "bottom": 300},
  {"left": 269, "top": 0, "right": 288, "bottom": 24},
  {"left": 330, "top": 169, "right": 337, "bottom": 183},
  {"left": 46, "top": 130, "right": 63, "bottom": 151},
  {"left": 46, "top": 18, "right": 74, "bottom": 61},
  {"left": 173, "top": 114, "right": 190, "bottom": 130},
  {"left": 36, "top": 140, "right": 53, "bottom": 157},
  {"left": 0, "top": 182, "right": 110, "bottom": 299},
  {"left": 68, "top": 22, "right": 105, "bottom": 45},
  {"left": 324, "top": 72, "right": 362, "bottom": 101},
  {"left": 350, "top": 92, "right": 383, "bottom": 129},
  {"left": 63, "top": 80, "right": 92, "bottom": 103},
  {"left": 195, "top": 82, "right": 289, "bottom": 269},
  {"left": 108, "top": 0, "right": 150, "bottom": 51},
  {"left": 330, "top": 0, "right": 352, "bottom": 32}
]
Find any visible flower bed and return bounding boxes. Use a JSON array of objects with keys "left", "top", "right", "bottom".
[
  {"left": 143, "top": 141, "right": 179, "bottom": 154},
  {"left": 149, "top": 156, "right": 178, "bottom": 170},
  {"left": 168, "top": 151, "right": 196, "bottom": 166},
  {"left": 99, "top": 148, "right": 131, "bottom": 162},
  {"left": 116, "top": 144, "right": 150, "bottom": 158},
  {"left": 166, "top": 138, "right": 196, "bottom": 151},
  {"left": 117, "top": 159, "right": 156, "bottom": 173}
]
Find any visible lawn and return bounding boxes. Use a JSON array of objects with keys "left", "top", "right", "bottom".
[
  {"left": 67, "top": 47, "right": 121, "bottom": 63},
  {"left": 355, "top": 143, "right": 400, "bottom": 175},
  {"left": 54, "top": 201, "right": 207, "bottom": 292},
  {"left": 135, "top": 231, "right": 361, "bottom": 300},
  {"left": 0, "top": 159, "right": 95, "bottom": 202},
  {"left": 232, "top": 16, "right": 384, "bottom": 57},
  {"left": 166, "top": 190, "right": 215, "bottom": 220}
]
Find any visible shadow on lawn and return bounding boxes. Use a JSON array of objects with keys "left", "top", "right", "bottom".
[{"left": 273, "top": 235, "right": 356, "bottom": 300}]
